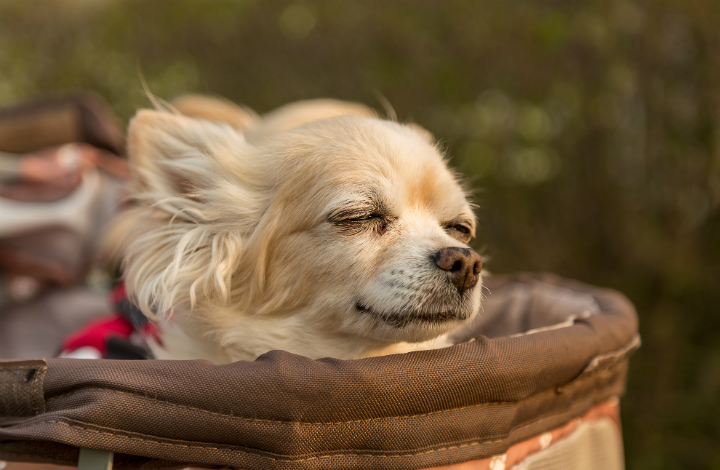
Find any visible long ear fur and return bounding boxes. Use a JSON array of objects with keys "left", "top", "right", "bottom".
[
  {"left": 247, "top": 99, "right": 377, "bottom": 142},
  {"left": 119, "top": 110, "right": 268, "bottom": 318},
  {"left": 171, "top": 94, "right": 259, "bottom": 131}
]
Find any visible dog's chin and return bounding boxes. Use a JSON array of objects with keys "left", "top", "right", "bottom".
[{"left": 354, "top": 301, "right": 476, "bottom": 343}]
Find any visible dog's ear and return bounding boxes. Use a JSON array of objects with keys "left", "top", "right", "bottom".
[
  {"left": 128, "top": 110, "right": 219, "bottom": 199},
  {"left": 122, "top": 110, "right": 260, "bottom": 316},
  {"left": 404, "top": 122, "right": 435, "bottom": 145},
  {"left": 126, "top": 109, "right": 262, "bottom": 208},
  {"left": 247, "top": 99, "right": 377, "bottom": 142},
  {"left": 171, "top": 94, "right": 258, "bottom": 132}
]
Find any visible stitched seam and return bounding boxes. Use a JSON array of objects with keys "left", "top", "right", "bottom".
[
  {"left": 1, "top": 365, "right": 46, "bottom": 417},
  {"left": 33, "top": 367, "right": 47, "bottom": 415},
  {"left": 46, "top": 388, "right": 521, "bottom": 425},
  {"left": 43, "top": 420, "right": 506, "bottom": 460},
  {"left": 42, "top": 400, "right": 611, "bottom": 462},
  {"left": 33, "top": 369, "right": 38, "bottom": 414}
]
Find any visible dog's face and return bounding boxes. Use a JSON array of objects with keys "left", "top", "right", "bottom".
[{"left": 121, "top": 109, "right": 482, "bottom": 359}]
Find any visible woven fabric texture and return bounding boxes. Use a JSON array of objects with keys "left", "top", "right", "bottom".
[{"left": 0, "top": 273, "right": 639, "bottom": 470}]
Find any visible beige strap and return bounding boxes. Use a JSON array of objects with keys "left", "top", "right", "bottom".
[{"left": 78, "top": 448, "right": 114, "bottom": 470}]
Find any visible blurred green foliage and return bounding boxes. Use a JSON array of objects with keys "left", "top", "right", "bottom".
[{"left": 1, "top": 0, "right": 719, "bottom": 468}]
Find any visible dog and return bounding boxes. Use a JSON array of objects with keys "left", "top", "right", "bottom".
[{"left": 114, "top": 96, "right": 483, "bottom": 363}]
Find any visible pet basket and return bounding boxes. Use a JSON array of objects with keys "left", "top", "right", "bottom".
[{"left": 0, "top": 273, "right": 639, "bottom": 470}]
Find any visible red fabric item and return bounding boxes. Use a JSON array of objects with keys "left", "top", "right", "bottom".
[
  {"left": 109, "top": 282, "right": 127, "bottom": 305},
  {"left": 61, "top": 314, "right": 134, "bottom": 356}
]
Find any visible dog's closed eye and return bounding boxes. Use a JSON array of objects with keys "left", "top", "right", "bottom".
[
  {"left": 328, "top": 209, "right": 395, "bottom": 236},
  {"left": 327, "top": 196, "right": 397, "bottom": 236},
  {"left": 443, "top": 222, "right": 474, "bottom": 243}
]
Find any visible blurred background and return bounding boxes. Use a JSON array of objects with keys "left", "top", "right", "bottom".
[{"left": 0, "top": 0, "right": 718, "bottom": 468}]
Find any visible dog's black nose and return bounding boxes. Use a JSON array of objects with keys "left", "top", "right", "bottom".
[{"left": 432, "top": 247, "right": 482, "bottom": 295}]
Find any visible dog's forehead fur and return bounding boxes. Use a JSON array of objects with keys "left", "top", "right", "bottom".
[{"left": 264, "top": 116, "right": 472, "bottom": 228}]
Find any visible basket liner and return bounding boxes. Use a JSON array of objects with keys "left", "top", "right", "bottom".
[{"left": 0, "top": 273, "right": 639, "bottom": 470}]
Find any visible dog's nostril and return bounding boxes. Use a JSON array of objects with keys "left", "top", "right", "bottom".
[
  {"left": 433, "top": 247, "right": 483, "bottom": 295},
  {"left": 473, "top": 259, "right": 482, "bottom": 275}
]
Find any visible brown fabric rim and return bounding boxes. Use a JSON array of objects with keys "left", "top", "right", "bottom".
[
  {"left": 0, "top": 93, "right": 123, "bottom": 155},
  {"left": 0, "top": 273, "right": 639, "bottom": 470},
  {"left": 0, "top": 400, "right": 623, "bottom": 470}
]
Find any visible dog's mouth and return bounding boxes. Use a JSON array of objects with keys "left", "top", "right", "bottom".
[{"left": 355, "top": 301, "right": 464, "bottom": 329}]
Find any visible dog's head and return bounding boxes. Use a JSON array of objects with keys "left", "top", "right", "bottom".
[{"left": 120, "top": 106, "right": 482, "bottom": 359}]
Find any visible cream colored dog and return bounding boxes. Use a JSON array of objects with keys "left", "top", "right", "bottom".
[{"left": 117, "top": 96, "right": 482, "bottom": 363}]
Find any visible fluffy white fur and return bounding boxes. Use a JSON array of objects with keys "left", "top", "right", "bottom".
[{"left": 116, "top": 97, "right": 483, "bottom": 363}]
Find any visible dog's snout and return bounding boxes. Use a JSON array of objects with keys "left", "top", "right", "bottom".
[{"left": 432, "top": 247, "right": 482, "bottom": 295}]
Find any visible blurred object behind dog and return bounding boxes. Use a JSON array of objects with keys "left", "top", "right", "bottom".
[{"left": 0, "top": 92, "right": 128, "bottom": 359}]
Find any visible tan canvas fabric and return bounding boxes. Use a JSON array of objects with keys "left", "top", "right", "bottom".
[
  {"left": 510, "top": 413, "right": 624, "bottom": 470},
  {"left": 427, "top": 399, "right": 623, "bottom": 470},
  {"left": 0, "top": 274, "right": 639, "bottom": 470}
]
